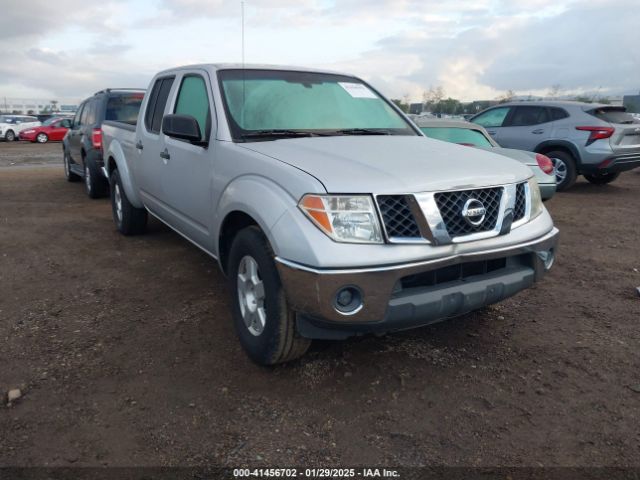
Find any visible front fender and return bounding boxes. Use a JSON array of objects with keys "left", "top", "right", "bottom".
[
  {"left": 105, "top": 140, "right": 144, "bottom": 208},
  {"left": 215, "top": 175, "right": 298, "bottom": 257}
]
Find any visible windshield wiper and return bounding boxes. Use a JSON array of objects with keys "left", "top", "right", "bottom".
[
  {"left": 331, "top": 128, "right": 391, "bottom": 136},
  {"left": 240, "top": 130, "right": 319, "bottom": 140}
]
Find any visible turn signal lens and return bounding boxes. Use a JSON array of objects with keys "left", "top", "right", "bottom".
[{"left": 299, "top": 194, "right": 383, "bottom": 244}]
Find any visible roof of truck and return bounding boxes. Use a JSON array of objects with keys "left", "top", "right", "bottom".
[{"left": 155, "top": 63, "right": 354, "bottom": 77}]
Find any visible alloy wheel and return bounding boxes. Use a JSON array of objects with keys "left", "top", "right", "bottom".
[
  {"left": 237, "top": 255, "right": 267, "bottom": 336},
  {"left": 551, "top": 157, "right": 567, "bottom": 184}
]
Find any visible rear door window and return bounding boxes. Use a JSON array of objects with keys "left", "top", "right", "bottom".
[
  {"left": 509, "top": 106, "right": 550, "bottom": 126},
  {"left": 144, "top": 77, "right": 175, "bottom": 134},
  {"left": 173, "top": 75, "right": 211, "bottom": 142},
  {"left": 589, "top": 107, "right": 636, "bottom": 124},
  {"left": 472, "top": 107, "right": 510, "bottom": 128},
  {"left": 549, "top": 107, "right": 569, "bottom": 121}
]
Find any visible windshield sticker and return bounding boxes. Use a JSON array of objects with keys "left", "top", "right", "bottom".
[{"left": 338, "top": 82, "right": 377, "bottom": 99}]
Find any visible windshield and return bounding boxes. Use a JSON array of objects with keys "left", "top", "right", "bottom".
[
  {"left": 420, "top": 126, "right": 494, "bottom": 147},
  {"left": 42, "top": 118, "right": 59, "bottom": 126},
  {"left": 218, "top": 69, "right": 416, "bottom": 141}
]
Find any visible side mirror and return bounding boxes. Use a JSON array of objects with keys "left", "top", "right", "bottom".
[{"left": 162, "top": 114, "right": 204, "bottom": 145}]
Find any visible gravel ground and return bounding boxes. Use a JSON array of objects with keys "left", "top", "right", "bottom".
[{"left": 0, "top": 142, "right": 639, "bottom": 468}]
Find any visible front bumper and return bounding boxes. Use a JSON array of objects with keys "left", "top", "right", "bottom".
[
  {"left": 276, "top": 227, "right": 559, "bottom": 339},
  {"left": 19, "top": 132, "right": 36, "bottom": 141}
]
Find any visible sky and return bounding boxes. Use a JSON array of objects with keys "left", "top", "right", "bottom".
[{"left": 0, "top": 0, "right": 638, "bottom": 103}]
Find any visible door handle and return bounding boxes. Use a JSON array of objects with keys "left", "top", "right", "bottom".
[
  {"left": 532, "top": 129, "right": 544, "bottom": 134},
  {"left": 160, "top": 148, "right": 170, "bottom": 161},
  {"left": 135, "top": 140, "right": 144, "bottom": 150}
]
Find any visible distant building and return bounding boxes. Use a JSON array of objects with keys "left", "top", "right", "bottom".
[
  {"left": 0, "top": 97, "right": 79, "bottom": 115},
  {"left": 623, "top": 94, "right": 640, "bottom": 113},
  {"left": 409, "top": 103, "right": 424, "bottom": 115}
]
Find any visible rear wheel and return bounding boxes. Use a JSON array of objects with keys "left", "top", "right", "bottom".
[
  {"left": 36, "top": 132, "right": 48, "bottom": 143},
  {"left": 547, "top": 150, "right": 577, "bottom": 191},
  {"left": 228, "top": 226, "right": 310, "bottom": 365},
  {"left": 84, "top": 156, "right": 109, "bottom": 198},
  {"left": 110, "top": 169, "right": 147, "bottom": 235},
  {"left": 5, "top": 130, "right": 15, "bottom": 142},
  {"left": 584, "top": 172, "right": 620, "bottom": 185},
  {"left": 63, "top": 148, "right": 80, "bottom": 182}
]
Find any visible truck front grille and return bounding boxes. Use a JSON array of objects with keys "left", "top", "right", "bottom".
[
  {"left": 377, "top": 195, "right": 421, "bottom": 239},
  {"left": 514, "top": 182, "right": 526, "bottom": 221},
  {"left": 434, "top": 187, "right": 503, "bottom": 238}
]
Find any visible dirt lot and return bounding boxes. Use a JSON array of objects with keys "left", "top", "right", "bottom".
[{"left": 1, "top": 141, "right": 639, "bottom": 468}]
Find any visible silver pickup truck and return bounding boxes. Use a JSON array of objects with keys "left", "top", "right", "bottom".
[{"left": 101, "top": 64, "right": 559, "bottom": 365}]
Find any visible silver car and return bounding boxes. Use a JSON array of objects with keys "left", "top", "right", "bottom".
[
  {"left": 414, "top": 118, "right": 556, "bottom": 200},
  {"left": 470, "top": 101, "right": 640, "bottom": 190}
]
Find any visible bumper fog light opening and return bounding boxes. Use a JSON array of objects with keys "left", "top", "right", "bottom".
[
  {"left": 334, "top": 286, "right": 364, "bottom": 315},
  {"left": 538, "top": 249, "right": 555, "bottom": 270}
]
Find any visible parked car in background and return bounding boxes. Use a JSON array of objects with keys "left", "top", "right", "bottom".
[
  {"left": 0, "top": 115, "right": 41, "bottom": 142},
  {"left": 101, "top": 64, "right": 558, "bottom": 365},
  {"left": 19, "top": 117, "right": 72, "bottom": 143},
  {"left": 415, "top": 118, "right": 556, "bottom": 200},
  {"left": 63, "top": 88, "right": 144, "bottom": 198},
  {"left": 470, "top": 101, "right": 640, "bottom": 190}
]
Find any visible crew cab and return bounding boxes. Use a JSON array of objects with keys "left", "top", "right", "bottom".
[{"left": 102, "top": 64, "right": 559, "bottom": 365}]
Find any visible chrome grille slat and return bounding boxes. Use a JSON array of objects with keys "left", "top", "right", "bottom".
[
  {"left": 514, "top": 182, "right": 526, "bottom": 221},
  {"left": 376, "top": 195, "right": 421, "bottom": 239}
]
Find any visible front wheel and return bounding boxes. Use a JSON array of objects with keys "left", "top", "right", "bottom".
[
  {"left": 63, "top": 148, "right": 81, "bottom": 182},
  {"left": 584, "top": 172, "right": 620, "bottom": 185},
  {"left": 36, "top": 133, "right": 48, "bottom": 143},
  {"left": 228, "top": 226, "right": 310, "bottom": 365},
  {"left": 110, "top": 169, "right": 147, "bottom": 235}
]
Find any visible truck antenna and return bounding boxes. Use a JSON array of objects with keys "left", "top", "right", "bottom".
[{"left": 241, "top": 1, "right": 246, "bottom": 117}]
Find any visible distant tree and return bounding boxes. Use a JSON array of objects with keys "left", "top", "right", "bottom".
[
  {"left": 27, "top": 110, "right": 35, "bottom": 115},
  {"left": 597, "top": 96, "right": 611, "bottom": 105},
  {"left": 497, "top": 89, "right": 516, "bottom": 103},
  {"left": 547, "top": 84, "right": 562, "bottom": 99},
  {"left": 424, "top": 85, "right": 445, "bottom": 112},
  {"left": 50, "top": 100, "right": 59, "bottom": 112},
  {"left": 574, "top": 95, "right": 592, "bottom": 103},
  {"left": 435, "top": 97, "right": 463, "bottom": 115},
  {"left": 391, "top": 98, "right": 409, "bottom": 113}
]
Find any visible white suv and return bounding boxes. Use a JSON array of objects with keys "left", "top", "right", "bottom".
[{"left": 0, "top": 115, "right": 41, "bottom": 141}]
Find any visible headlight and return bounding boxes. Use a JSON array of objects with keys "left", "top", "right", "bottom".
[
  {"left": 528, "top": 177, "right": 543, "bottom": 220},
  {"left": 299, "top": 194, "right": 383, "bottom": 244},
  {"left": 23, "top": 130, "right": 36, "bottom": 134}
]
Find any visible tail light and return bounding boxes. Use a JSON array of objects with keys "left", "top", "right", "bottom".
[
  {"left": 91, "top": 128, "right": 103, "bottom": 150},
  {"left": 576, "top": 126, "right": 614, "bottom": 146},
  {"left": 535, "top": 153, "right": 554, "bottom": 175}
]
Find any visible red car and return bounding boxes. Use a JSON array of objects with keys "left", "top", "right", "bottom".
[{"left": 19, "top": 117, "right": 72, "bottom": 143}]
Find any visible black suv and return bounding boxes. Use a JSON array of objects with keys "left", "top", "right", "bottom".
[{"left": 63, "top": 89, "right": 144, "bottom": 198}]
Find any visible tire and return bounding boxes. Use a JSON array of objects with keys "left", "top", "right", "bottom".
[
  {"left": 584, "top": 172, "right": 620, "bottom": 185},
  {"left": 36, "top": 133, "right": 48, "bottom": 143},
  {"left": 547, "top": 150, "right": 577, "bottom": 191},
  {"left": 84, "top": 156, "right": 109, "bottom": 199},
  {"left": 5, "top": 130, "right": 15, "bottom": 142},
  {"left": 63, "top": 148, "right": 81, "bottom": 182},
  {"left": 110, "top": 169, "right": 147, "bottom": 236},
  {"left": 228, "top": 226, "right": 310, "bottom": 365}
]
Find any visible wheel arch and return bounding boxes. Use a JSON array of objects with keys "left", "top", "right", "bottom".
[
  {"left": 215, "top": 175, "right": 298, "bottom": 275},
  {"left": 105, "top": 141, "right": 144, "bottom": 208},
  {"left": 534, "top": 140, "right": 581, "bottom": 166}
]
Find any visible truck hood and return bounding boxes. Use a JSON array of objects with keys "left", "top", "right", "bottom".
[{"left": 240, "top": 136, "right": 532, "bottom": 193}]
